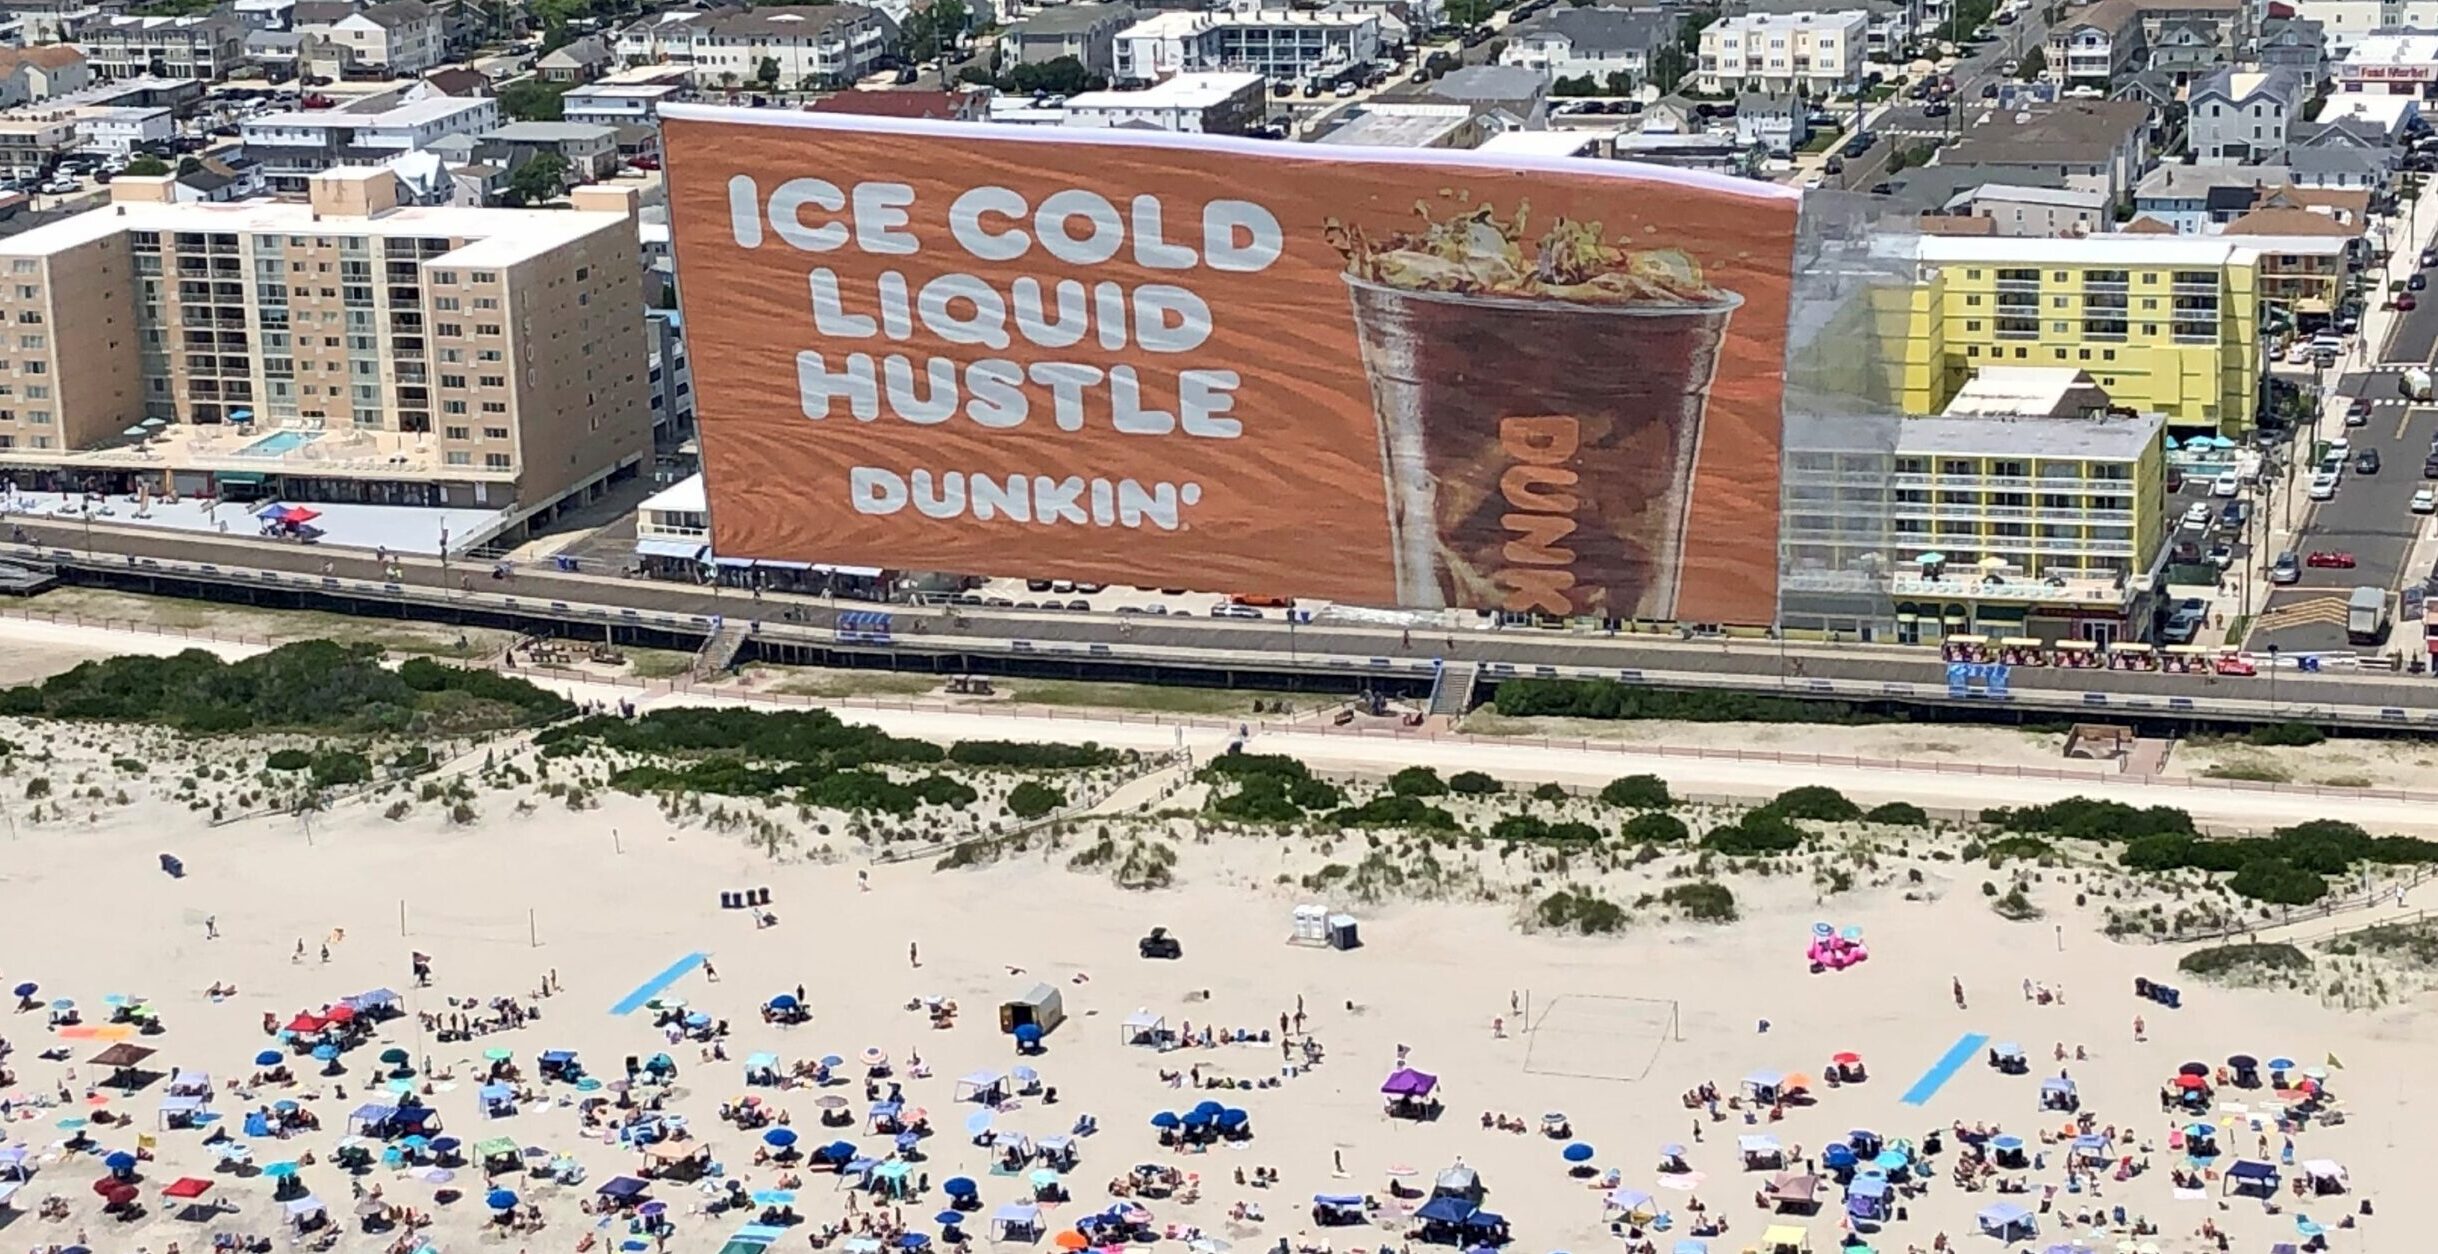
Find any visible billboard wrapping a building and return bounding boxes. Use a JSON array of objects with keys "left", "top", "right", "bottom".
[{"left": 660, "top": 106, "right": 1803, "bottom": 625}]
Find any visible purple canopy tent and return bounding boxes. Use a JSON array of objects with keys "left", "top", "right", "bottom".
[{"left": 1380, "top": 1068, "right": 1438, "bottom": 1098}]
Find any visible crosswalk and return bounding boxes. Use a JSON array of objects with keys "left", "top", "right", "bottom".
[{"left": 2254, "top": 595, "right": 2354, "bottom": 633}]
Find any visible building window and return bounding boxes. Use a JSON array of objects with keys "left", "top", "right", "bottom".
[
  {"left": 444, "top": 425, "right": 469, "bottom": 439},
  {"left": 484, "top": 452, "right": 510, "bottom": 469},
  {"left": 444, "top": 450, "right": 471, "bottom": 465},
  {"left": 483, "top": 425, "right": 508, "bottom": 440}
]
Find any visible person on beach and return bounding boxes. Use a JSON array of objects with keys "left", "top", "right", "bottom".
[
  {"left": 1953, "top": 977, "right": 1967, "bottom": 1009},
  {"left": 909, "top": 942, "right": 920, "bottom": 968}
]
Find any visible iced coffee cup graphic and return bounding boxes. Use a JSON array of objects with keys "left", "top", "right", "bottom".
[{"left": 1330, "top": 202, "right": 1743, "bottom": 620}]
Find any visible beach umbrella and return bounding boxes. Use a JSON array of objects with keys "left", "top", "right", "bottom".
[
  {"left": 816, "top": 1096, "right": 849, "bottom": 1110},
  {"left": 683, "top": 1012, "right": 711, "bottom": 1028},
  {"left": 820, "top": 1055, "right": 845, "bottom": 1068},
  {"left": 1562, "top": 1143, "right": 1595, "bottom": 1163},
  {"left": 755, "top": 1190, "right": 799, "bottom": 1206},
  {"left": 253, "top": 1050, "right": 283, "bottom": 1068},
  {"left": 1150, "top": 1112, "right": 1181, "bottom": 1129},
  {"left": 2173, "top": 1075, "right": 2207, "bottom": 1090},
  {"left": 639, "top": 1201, "right": 668, "bottom": 1219},
  {"left": 1190, "top": 1100, "right": 1225, "bottom": 1118},
  {"left": 764, "top": 1128, "right": 799, "bottom": 1149},
  {"left": 1830, "top": 1052, "right": 1862, "bottom": 1065},
  {"left": 483, "top": 1048, "right": 512, "bottom": 1062},
  {"left": 311, "top": 1044, "right": 339, "bottom": 1062},
  {"left": 936, "top": 1210, "right": 967, "bottom": 1226},
  {"left": 50, "top": 999, "right": 72, "bottom": 1011},
  {"left": 1660, "top": 1144, "right": 1686, "bottom": 1157},
  {"left": 862, "top": 1048, "right": 888, "bottom": 1066},
  {"left": 943, "top": 1177, "right": 977, "bottom": 1198},
  {"left": 2178, "top": 1062, "right": 2209, "bottom": 1077},
  {"left": 380, "top": 1048, "right": 411, "bottom": 1066},
  {"left": 263, "top": 1162, "right": 300, "bottom": 1179},
  {"left": 486, "top": 1189, "right": 518, "bottom": 1210},
  {"left": 1012, "top": 1066, "right": 1040, "bottom": 1083},
  {"left": 965, "top": 1110, "right": 994, "bottom": 1135},
  {"left": 2229, "top": 1054, "right": 2257, "bottom": 1068},
  {"left": 386, "top": 1078, "right": 414, "bottom": 1095},
  {"left": 825, "top": 1141, "right": 857, "bottom": 1161},
  {"left": 900, "top": 1235, "right": 932, "bottom": 1249},
  {"left": 1874, "top": 1150, "right": 1908, "bottom": 1171},
  {"left": 771, "top": 995, "right": 800, "bottom": 1011},
  {"left": 104, "top": 1151, "right": 137, "bottom": 1173},
  {"left": 2268, "top": 1057, "right": 2296, "bottom": 1071},
  {"left": 1028, "top": 1169, "right": 1060, "bottom": 1187},
  {"left": 1054, "top": 1233, "right": 1089, "bottom": 1251},
  {"left": 10, "top": 982, "right": 33, "bottom": 997},
  {"left": 272, "top": 1100, "right": 300, "bottom": 1114}
]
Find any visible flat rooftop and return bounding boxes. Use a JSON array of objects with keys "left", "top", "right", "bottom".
[
  {"left": 5, "top": 488, "right": 512, "bottom": 555},
  {"left": 250, "top": 95, "right": 492, "bottom": 131},
  {"left": 0, "top": 196, "right": 628, "bottom": 269},
  {"left": 1896, "top": 412, "right": 2164, "bottom": 461},
  {"left": 1067, "top": 72, "right": 1262, "bottom": 110}
]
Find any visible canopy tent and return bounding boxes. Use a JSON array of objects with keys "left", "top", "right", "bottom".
[
  {"left": 1760, "top": 1223, "right": 1810, "bottom": 1252},
  {"left": 1975, "top": 1202, "right": 2037, "bottom": 1241},
  {"left": 1766, "top": 1173, "right": 1821, "bottom": 1205},
  {"left": 2225, "top": 1160, "right": 2281, "bottom": 1196},
  {"left": 2300, "top": 1159, "right": 2349, "bottom": 1191},
  {"left": 1122, "top": 1012, "right": 1168, "bottom": 1047},
  {"left": 1380, "top": 1068, "right": 1438, "bottom": 1097},
  {"left": 953, "top": 1071, "right": 1007, "bottom": 1102},
  {"left": 1413, "top": 1196, "right": 1476, "bottom": 1225},
  {"left": 1606, "top": 1188, "right": 1657, "bottom": 1216}
]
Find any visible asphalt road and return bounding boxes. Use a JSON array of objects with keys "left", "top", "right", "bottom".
[
  {"left": 2249, "top": 250, "right": 2438, "bottom": 653},
  {"left": 1836, "top": 14, "right": 2048, "bottom": 192}
]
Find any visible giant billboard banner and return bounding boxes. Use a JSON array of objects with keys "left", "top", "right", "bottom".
[{"left": 660, "top": 107, "right": 1801, "bottom": 624}]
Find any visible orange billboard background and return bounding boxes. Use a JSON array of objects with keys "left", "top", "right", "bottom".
[{"left": 661, "top": 111, "right": 1797, "bottom": 623}]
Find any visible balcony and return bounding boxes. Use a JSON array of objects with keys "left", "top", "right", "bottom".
[
  {"left": 2171, "top": 282, "right": 2219, "bottom": 296},
  {"left": 1994, "top": 279, "right": 2041, "bottom": 293}
]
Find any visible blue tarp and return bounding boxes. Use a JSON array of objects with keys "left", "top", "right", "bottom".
[{"left": 1415, "top": 1197, "right": 1477, "bottom": 1224}]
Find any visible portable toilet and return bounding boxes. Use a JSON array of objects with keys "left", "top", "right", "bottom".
[
  {"left": 1326, "top": 914, "right": 1361, "bottom": 950},
  {"left": 999, "top": 984, "right": 1065, "bottom": 1037}
]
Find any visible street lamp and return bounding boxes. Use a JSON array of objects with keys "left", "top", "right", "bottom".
[{"left": 2266, "top": 642, "right": 2280, "bottom": 712}]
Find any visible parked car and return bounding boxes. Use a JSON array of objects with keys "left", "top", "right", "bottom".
[
  {"left": 2309, "top": 470, "right": 2341, "bottom": 499},
  {"left": 2210, "top": 471, "right": 2241, "bottom": 496},
  {"left": 2401, "top": 293, "right": 2420, "bottom": 312},
  {"left": 2307, "top": 549, "right": 2358, "bottom": 568},
  {"left": 2415, "top": 488, "right": 2437, "bottom": 514},
  {"left": 2181, "top": 500, "right": 2214, "bottom": 527},
  {"left": 2270, "top": 550, "right": 2302, "bottom": 584},
  {"left": 2348, "top": 397, "right": 2374, "bottom": 425}
]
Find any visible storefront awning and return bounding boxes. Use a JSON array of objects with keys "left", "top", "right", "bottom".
[
  {"left": 634, "top": 539, "right": 705, "bottom": 560},
  {"left": 1975, "top": 605, "right": 2029, "bottom": 622},
  {"left": 215, "top": 472, "right": 266, "bottom": 485}
]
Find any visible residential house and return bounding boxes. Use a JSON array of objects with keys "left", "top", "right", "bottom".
[
  {"left": 1317, "top": 99, "right": 1482, "bottom": 146},
  {"left": 1696, "top": 9, "right": 1866, "bottom": 95},
  {"left": 1938, "top": 100, "right": 2153, "bottom": 205},
  {"left": 803, "top": 86, "right": 992, "bottom": 122},
  {"left": 536, "top": 32, "right": 613, "bottom": 83},
  {"left": 0, "top": 111, "right": 75, "bottom": 178},
  {"left": 679, "top": 6, "right": 895, "bottom": 91},
  {"left": 1945, "top": 183, "right": 2112, "bottom": 236},
  {"left": 2256, "top": 16, "right": 2323, "bottom": 79},
  {"left": 2291, "top": 0, "right": 2438, "bottom": 56},
  {"left": 478, "top": 119, "right": 619, "bottom": 181},
  {"left": 1738, "top": 0, "right": 1908, "bottom": 58},
  {"left": 1497, "top": 7, "right": 1671, "bottom": 90},
  {"left": 71, "top": 103, "right": 170, "bottom": 154},
  {"left": 1733, "top": 91, "right": 1810, "bottom": 156},
  {"left": 2285, "top": 143, "right": 2389, "bottom": 192},
  {"left": 292, "top": 0, "right": 445, "bottom": 75},
  {"left": 2216, "top": 206, "right": 2360, "bottom": 320},
  {"left": 2044, "top": 0, "right": 2250, "bottom": 88},
  {"left": 1426, "top": 64, "right": 1549, "bottom": 129},
  {"left": 1004, "top": 1, "right": 1133, "bottom": 78},
  {"left": 2132, "top": 162, "right": 2292, "bottom": 232},
  {"left": 2314, "top": 92, "right": 2417, "bottom": 143},
  {"left": 561, "top": 82, "right": 686, "bottom": 127},
  {"left": 239, "top": 92, "right": 499, "bottom": 193},
  {"left": 2188, "top": 66, "right": 2302, "bottom": 164},
  {"left": 1111, "top": 9, "right": 1380, "bottom": 84},
  {"left": 417, "top": 64, "right": 490, "bottom": 96},
  {"left": 78, "top": 11, "right": 248, "bottom": 81},
  {"left": 0, "top": 46, "right": 89, "bottom": 103}
]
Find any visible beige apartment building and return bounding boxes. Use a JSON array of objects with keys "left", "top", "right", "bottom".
[{"left": 0, "top": 167, "right": 652, "bottom": 520}]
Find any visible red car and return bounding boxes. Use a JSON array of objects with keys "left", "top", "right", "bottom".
[
  {"left": 2214, "top": 655, "right": 2257, "bottom": 677},
  {"left": 2405, "top": 294, "right": 2423, "bottom": 312},
  {"left": 2306, "top": 550, "right": 2357, "bottom": 568}
]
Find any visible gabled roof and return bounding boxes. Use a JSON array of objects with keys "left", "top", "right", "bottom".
[
  {"left": 2219, "top": 205, "right": 2364, "bottom": 237},
  {"left": 1509, "top": 6, "right": 1671, "bottom": 54},
  {"left": 420, "top": 65, "right": 490, "bottom": 96},
  {"left": 2286, "top": 145, "right": 2386, "bottom": 177},
  {"left": 0, "top": 45, "right": 86, "bottom": 72},
  {"left": 2120, "top": 214, "right": 2179, "bottom": 233},
  {"left": 2192, "top": 66, "right": 2302, "bottom": 108},
  {"left": 1010, "top": 1, "right": 1131, "bottom": 37},
  {"left": 1945, "top": 100, "right": 2150, "bottom": 166}
]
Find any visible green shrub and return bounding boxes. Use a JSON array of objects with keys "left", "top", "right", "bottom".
[
  {"left": 1198, "top": 753, "right": 1312, "bottom": 783},
  {"left": 1328, "top": 794, "right": 1463, "bottom": 832},
  {"left": 538, "top": 707, "right": 942, "bottom": 769},
  {"left": 1623, "top": 811, "right": 1690, "bottom": 843},
  {"left": 1661, "top": 881, "right": 1738, "bottom": 921},
  {"left": 2179, "top": 941, "right": 2311, "bottom": 977},
  {"left": 266, "top": 748, "right": 311, "bottom": 771},
  {"left": 1599, "top": 774, "right": 1673, "bottom": 809},
  {"left": 1763, "top": 785, "right": 1861, "bottom": 822},
  {"left": 2245, "top": 722, "right": 2326, "bottom": 747},
  {"left": 912, "top": 775, "right": 979, "bottom": 809},
  {"left": 1531, "top": 782, "right": 1569, "bottom": 802},
  {"left": 1387, "top": 766, "right": 1448, "bottom": 797},
  {"left": 1534, "top": 887, "right": 1627, "bottom": 934},
  {"left": 1702, "top": 810, "right": 1806, "bottom": 855},
  {"left": 1863, "top": 801, "right": 1929, "bottom": 827},
  {"left": 1447, "top": 770, "right": 1502, "bottom": 795},
  {"left": 390, "top": 746, "right": 433, "bottom": 773},
  {"left": 1494, "top": 678, "right": 1878, "bottom": 724},
  {"left": 1984, "top": 796, "right": 2194, "bottom": 842},
  {"left": 2227, "top": 857, "right": 2329, "bottom": 905},
  {"left": 111, "top": 757, "right": 144, "bottom": 774},
  {"left": 947, "top": 741, "right": 1122, "bottom": 769},
  {"left": 1005, "top": 781, "right": 1067, "bottom": 819},
  {"left": 308, "top": 750, "right": 371, "bottom": 788}
]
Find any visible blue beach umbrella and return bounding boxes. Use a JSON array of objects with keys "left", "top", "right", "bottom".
[
  {"left": 820, "top": 1055, "right": 844, "bottom": 1068},
  {"left": 770, "top": 995, "right": 800, "bottom": 1011},
  {"left": 487, "top": 1189, "right": 519, "bottom": 1210},
  {"left": 263, "top": 1162, "right": 300, "bottom": 1179},
  {"left": 965, "top": 1110, "right": 994, "bottom": 1135},
  {"left": 253, "top": 1050, "right": 283, "bottom": 1068},
  {"left": 942, "top": 1177, "right": 977, "bottom": 1198},
  {"left": 1562, "top": 1143, "right": 1595, "bottom": 1163},
  {"left": 10, "top": 982, "right": 32, "bottom": 997},
  {"left": 311, "top": 1044, "right": 339, "bottom": 1062},
  {"left": 936, "top": 1211, "right": 966, "bottom": 1227},
  {"left": 104, "top": 1151, "right": 137, "bottom": 1173},
  {"left": 1150, "top": 1112, "right": 1181, "bottom": 1129},
  {"left": 764, "top": 1128, "right": 799, "bottom": 1148}
]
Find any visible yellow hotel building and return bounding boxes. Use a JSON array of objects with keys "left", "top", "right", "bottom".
[{"left": 1877, "top": 237, "right": 2263, "bottom": 433}]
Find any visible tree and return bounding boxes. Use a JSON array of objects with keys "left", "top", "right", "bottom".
[
  {"left": 1649, "top": 42, "right": 1690, "bottom": 93},
  {"left": 2015, "top": 46, "right": 2046, "bottom": 78},
  {"left": 1003, "top": 55, "right": 1098, "bottom": 96},
  {"left": 901, "top": 0, "right": 971, "bottom": 63},
  {"left": 503, "top": 151, "right": 569, "bottom": 206},
  {"left": 125, "top": 154, "right": 170, "bottom": 177},
  {"left": 499, "top": 79, "right": 568, "bottom": 121},
  {"left": 755, "top": 55, "right": 781, "bottom": 89}
]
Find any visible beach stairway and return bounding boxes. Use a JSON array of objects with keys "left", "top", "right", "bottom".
[
  {"left": 691, "top": 619, "right": 751, "bottom": 680},
  {"left": 1427, "top": 661, "right": 1480, "bottom": 718}
]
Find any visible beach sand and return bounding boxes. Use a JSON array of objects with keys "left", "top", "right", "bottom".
[{"left": 0, "top": 619, "right": 2420, "bottom": 1254}]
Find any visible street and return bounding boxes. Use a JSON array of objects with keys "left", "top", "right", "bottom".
[{"left": 1832, "top": 9, "right": 2050, "bottom": 192}]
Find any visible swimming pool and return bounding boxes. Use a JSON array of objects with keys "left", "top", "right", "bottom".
[{"left": 232, "top": 430, "right": 321, "bottom": 458}]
